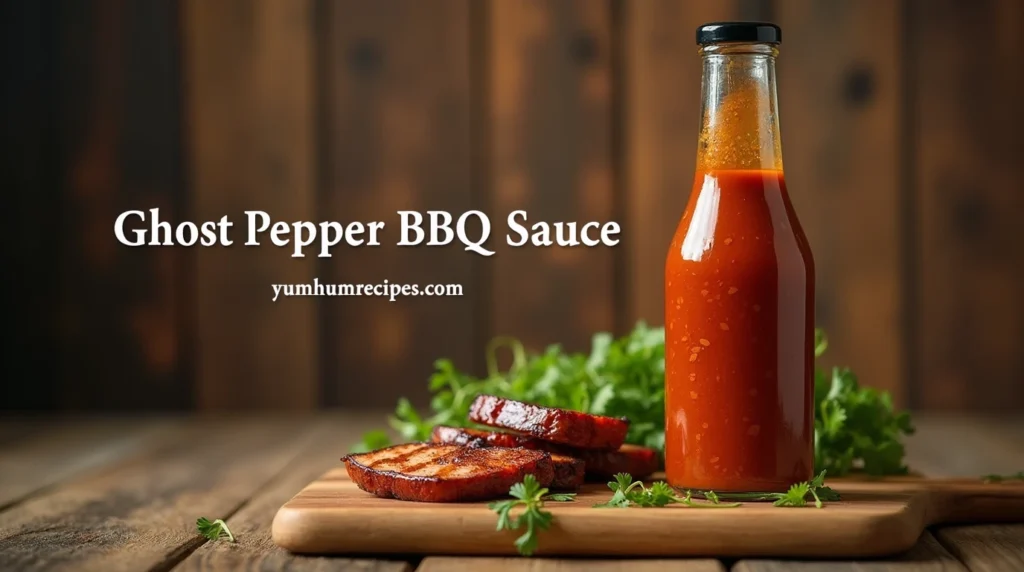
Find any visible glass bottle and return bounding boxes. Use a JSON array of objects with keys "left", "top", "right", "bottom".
[{"left": 663, "top": 22, "right": 815, "bottom": 493}]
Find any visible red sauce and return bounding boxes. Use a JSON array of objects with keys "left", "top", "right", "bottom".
[{"left": 664, "top": 168, "right": 814, "bottom": 492}]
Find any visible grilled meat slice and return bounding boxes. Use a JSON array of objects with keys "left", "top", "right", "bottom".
[
  {"left": 549, "top": 453, "right": 586, "bottom": 489},
  {"left": 343, "top": 442, "right": 554, "bottom": 502},
  {"left": 579, "top": 443, "right": 660, "bottom": 481},
  {"left": 431, "top": 425, "right": 658, "bottom": 481},
  {"left": 468, "top": 395, "right": 630, "bottom": 450},
  {"left": 431, "top": 425, "right": 539, "bottom": 449},
  {"left": 430, "top": 426, "right": 584, "bottom": 490}
]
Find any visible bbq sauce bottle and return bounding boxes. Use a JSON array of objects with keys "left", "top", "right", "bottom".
[{"left": 664, "top": 23, "right": 815, "bottom": 493}]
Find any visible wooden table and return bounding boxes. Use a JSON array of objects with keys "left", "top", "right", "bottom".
[{"left": 1, "top": 413, "right": 1022, "bottom": 571}]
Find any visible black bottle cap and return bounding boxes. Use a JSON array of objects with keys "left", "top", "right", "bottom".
[{"left": 696, "top": 22, "right": 781, "bottom": 45}]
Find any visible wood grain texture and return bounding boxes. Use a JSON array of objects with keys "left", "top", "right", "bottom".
[
  {"left": 913, "top": 417, "right": 1024, "bottom": 570},
  {"left": 273, "top": 471, "right": 1024, "bottom": 558},
  {"left": 488, "top": 0, "right": 616, "bottom": 352},
  {"left": 623, "top": 0, "right": 743, "bottom": 328},
  {"left": 0, "top": 418, "right": 313, "bottom": 572},
  {"left": 417, "top": 558, "right": 725, "bottom": 572},
  {"left": 911, "top": 0, "right": 1024, "bottom": 411},
  {"left": 0, "top": 418, "right": 173, "bottom": 510},
  {"left": 183, "top": 0, "right": 318, "bottom": 409},
  {"left": 934, "top": 525, "right": 1024, "bottom": 572},
  {"left": 177, "top": 414, "right": 410, "bottom": 572},
  {"left": 0, "top": 416, "right": 1017, "bottom": 569},
  {"left": 903, "top": 416, "right": 1024, "bottom": 478},
  {"left": 775, "top": 0, "right": 904, "bottom": 403},
  {"left": 733, "top": 531, "right": 967, "bottom": 572},
  {"left": 0, "top": 420, "right": 52, "bottom": 449},
  {"left": 57, "top": 0, "right": 188, "bottom": 410},
  {"left": 321, "top": 0, "right": 477, "bottom": 408}
]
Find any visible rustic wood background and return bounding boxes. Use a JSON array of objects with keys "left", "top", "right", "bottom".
[{"left": 2, "top": 0, "right": 1022, "bottom": 413}]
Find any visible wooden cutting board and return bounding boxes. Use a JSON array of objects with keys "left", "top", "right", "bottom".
[{"left": 272, "top": 469, "right": 1024, "bottom": 558}]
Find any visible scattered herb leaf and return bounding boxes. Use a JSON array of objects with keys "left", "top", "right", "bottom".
[
  {"left": 355, "top": 324, "right": 914, "bottom": 477},
  {"left": 982, "top": 472, "right": 1024, "bottom": 483},
  {"left": 593, "top": 473, "right": 740, "bottom": 509},
  {"left": 487, "top": 474, "right": 575, "bottom": 556},
  {"left": 196, "top": 517, "right": 235, "bottom": 543},
  {"left": 774, "top": 482, "right": 812, "bottom": 507},
  {"left": 711, "top": 470, "right": 841, "bottom": 508}
]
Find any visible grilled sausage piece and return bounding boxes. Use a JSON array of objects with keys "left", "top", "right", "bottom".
[
  {"left": 432, "top": 425, "right": 658, "bottom": 480},
  {"left": 429, "top": 426, "right": 584, "bottom": 489},
  {"left": 468, "top": 395, "right": 630, "bottom": 450},
  {"left": 343, "top": 443, "right": 554, "bottom": 502}
]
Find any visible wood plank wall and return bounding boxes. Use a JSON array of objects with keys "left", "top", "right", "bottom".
[
  {"left": 2, "top": 0, "right": 190, "bottom": 411},
  {"left": 2, "top": 0, "right": 1022, "bottom": 412},
  {"left": 184, "top": 0, "right": 319, "bottom": 410},
  {"left": 319, "top": 0, "right": 478, "bottom": 408}
]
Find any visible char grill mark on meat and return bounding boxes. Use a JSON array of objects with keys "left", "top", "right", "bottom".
[
  {"left": 432, "top": 425, "right": 583, "bottom": 488},
  {"left": 343, "top": 443, "right": 554, "bottom": 502},
  {"left": 468, "top": 395, "right": 630, "bottom": 450},
  {"left": 432, "top": 425, "right": 660, "bottom": 481}
]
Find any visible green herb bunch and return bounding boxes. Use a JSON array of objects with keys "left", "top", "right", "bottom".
[
  {"left": 354, "top": 323, "right": 666, "bottom": 454},
  {"left": 812, "top": 330, "right": 915, "bottom": 475},
  {"left": 356, "top": 323, "right": 915, "bottom": 477}
]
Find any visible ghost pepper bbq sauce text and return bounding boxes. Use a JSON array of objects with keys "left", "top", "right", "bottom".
[{"left": 664, "top": 23, "right": 815, "bottom": 493}]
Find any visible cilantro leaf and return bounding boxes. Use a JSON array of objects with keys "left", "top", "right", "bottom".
[
  {"left": 773, "top": 482, "right": 811, "bottom": 507},
  {"left": 487, "top": 499, "right": 515, "bottom": 531},
  {"left": 594, "top": 473, "right": 740, "bottom": 509},
  {"left": 488, "top": 474, "right": 573, "bottom": 556},
  {"left": 710, "top": 470, "right": 840, "bottom": 508},
  {"left": 813, "top": 359, "right": 915, "bottom": 476},
  {"left": 593, "top": 473, "right": 642, "bottom": 508},
  {"left": 814, "top": 329, "right": 829, "bottom": 358},
  {"left": 196, "top": 517, "right": 234, "bottom": 543}
]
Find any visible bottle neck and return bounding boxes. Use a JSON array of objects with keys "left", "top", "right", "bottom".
[{"left": 696, "top": 43, "right": 783, "bottom": 172}]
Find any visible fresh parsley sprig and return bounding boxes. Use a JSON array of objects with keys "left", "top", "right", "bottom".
[
  {"left": 812, "top": 331, "right": 914, "bottom": 476},
  {"left": 487, "top": 474, "right": 576, "bottom": 556},
  {"left": 593, "top": 473, "right": 740, "bottom": 508},
  {"left": 196, "top": 517, "right": 235, "bottom": 543},
  {"left": 711, "top": 470, "right": 841, "bottom": 508}
]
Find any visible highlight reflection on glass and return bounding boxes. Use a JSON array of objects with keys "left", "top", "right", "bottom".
[{"left": 680, "top": 173, "right": 721, "bottom": 262}]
